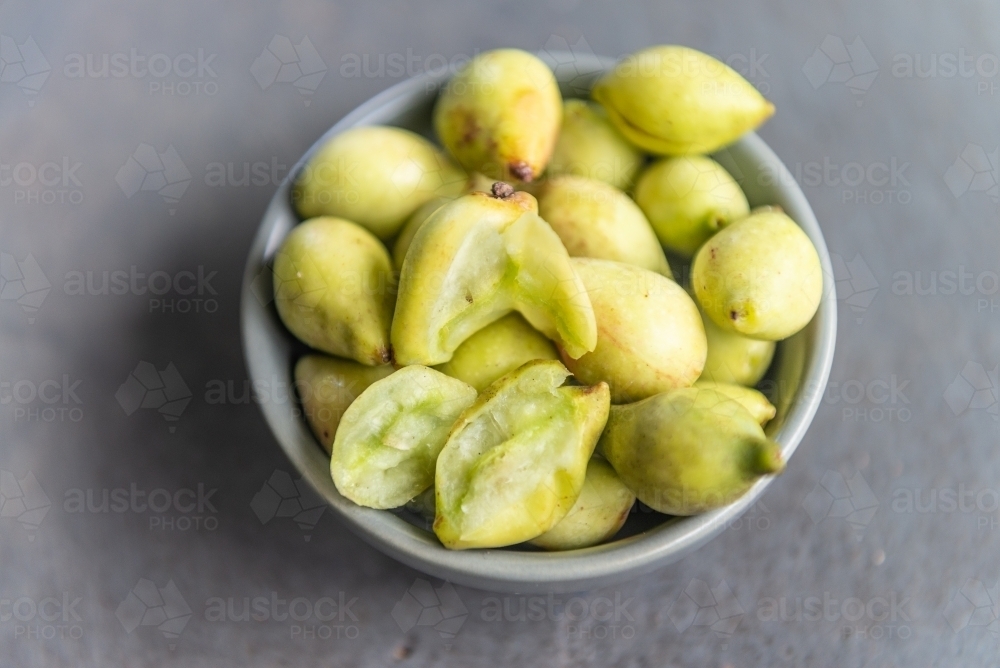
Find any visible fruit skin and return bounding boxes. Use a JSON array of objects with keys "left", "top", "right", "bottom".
[
  {"left": 273, "top": 217, "right": 395, "bottom": 365},
  {"left": 694, "top": 381, "right": 776, "bottom": 426},
  {"left": 529, "top": 457, "right": 635, "bottom": 551},
  {"left": 434, "top": 360, "right": 610, "bottom": 550},
  {"left": 537, "top": 175, "right": 672, "bottom": 277},
  {"left": 331, "top": 365, "right": 476, "bottom": 510},
  {"left": 562, "top": 258, "right": 706, "bottom": 404},
  {"left": 391, "top": 187, "right": 535, "bottom": 365},
  {"left": 392, "top": 187, "right": 596, "bottom": 366},
  {"left": 592, "top": 45, "right": 775, "bottom": 155},
  {"left": 434, "top": 313, "right": 558, "bottom": 392},
  {"left": 599, "top": 387, "right": 784, "bottom": 515},
  {"left": 293, "top": 125, "right": 466, "bottom": 240},
  {"left": 391, "top": 174, "right": 515, "bottom": 270},
  {"left": 392, "top": 196, "right": 452, "bottom": 271},
  {"left": 699, "top": 306, "right": 775, "bottom": 386},
  {"left": 547, "top": 99, "right": 644, "bottom": 190},
  {"left": 692, "top": 209, "right": 823, "bottom": 341},
  {"left": 434, "top": 49, "right": 562, "bottom": 182},
  {"left": 295, "top": 355, "right": 394, "bottom": 453},
  {"left": 634, "top": 156, "right": 749, "bottom": 258}
]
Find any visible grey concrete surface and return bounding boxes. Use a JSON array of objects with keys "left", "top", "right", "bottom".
[{"left": 0, "top": 0, "right": 995, "bottom": 665}]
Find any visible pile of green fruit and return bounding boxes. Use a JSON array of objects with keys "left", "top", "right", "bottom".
[{"left": 274, "top": 45, "right": 823, "bottom": 551}]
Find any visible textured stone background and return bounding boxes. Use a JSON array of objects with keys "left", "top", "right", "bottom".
[{"left": 1, "top": 0, "right": 996, "bottom": 665}]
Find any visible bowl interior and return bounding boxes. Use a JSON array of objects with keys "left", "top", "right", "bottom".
[{"left": 241, "top": 53, "right": 836, "bottom": 593}]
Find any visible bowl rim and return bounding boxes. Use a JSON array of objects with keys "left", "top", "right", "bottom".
[{"left": 240, "top": 53, "right": 837, "bottom": 593}]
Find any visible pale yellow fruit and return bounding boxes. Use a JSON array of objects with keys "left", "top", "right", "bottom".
[
  {"left": 293, "top": 126, "right": 466, "bottom": 239},
  {"left": 599, "top": 387, "right": 783, "bottom": 515},
  {"left": 634, "top": 156, "right": 750, "bottom": 257},
  {"left": 435, "top": 313, "right": 558, "bottom": 392},
  {"left": 547, "top": 99, "right": 644, "bottom": 190},
  {"left": 692, "top": 209, "right": 823, "bottom": 341},
  {"left": 392, "top": 196, "right": 452, "bottom": 271},
  {"left": 562, "top": 258, "right": 706, "bottom": 403},
  {"left": 434, "top": 360, "right": 610, "bottom": 549},
  {"left": 593, "top": 46, "right": 775, "bottom": 155},
  {"left": 699, "top": 307, "right": 775, "bottom": 386},
  {"left": 537, "top": 175, "right": 671, "bottom": 276},
  {"left": 434, "top": 49, "right": 562, "bottom": 182},
  {"left": 694, "top": 381, "right": 776, "bottom": 426},
  {"left": 530, "top": 458, "right": 635, "bottom": 550},
  {"left": 295, "top": 355, "right": 394, "bottom": 453},
  {"left": 273, "top": 217, "right": 395, "bottom": 365}
]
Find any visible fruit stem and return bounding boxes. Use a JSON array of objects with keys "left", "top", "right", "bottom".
[
  {"left": 491, "top": 181, "right": 516, "bottom": 199},
  {"left": 750, "top": 439, "right": 785, "bottom": 475}
]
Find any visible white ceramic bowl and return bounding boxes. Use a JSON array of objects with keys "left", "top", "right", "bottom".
[{"left": 241, "top": 53, "right": 836, "bottom": 593}]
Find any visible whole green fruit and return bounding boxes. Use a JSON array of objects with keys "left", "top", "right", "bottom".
[
  {"left": 562, "top": 258, "right": 706, "bottom": 403},
  {"left": 692, "top": 209, "right": 823, "bottom": 341},
  {"left": 593, "top": 45, "right": 775, "bottom": 155},
  {"left": 435, "top": 313, "right": 558, "bottom": 392},
  {"left": 295, "top": 354, "right": 394, "bottom": 452},
  {"left": 293, "top": 126, "right": 465, "bottom": 240},
  {"left": 538, "top": 175, "right": 671, "bottom": 276},
  {"left": 529, "top": 457, "right": 635, "bottom": 551},
  {"left": 634, "top": 156, "right": 749, "bottom": 257},
  {"left": 699, "top": 307, "right": 775, "bottom": 386},
  {"left": 273, "top": 217, "right": 395, "bottom": 365},
  {"left": 547, "top": 99, "right": 644, "bottom": 190},
  {"left": 599, "top": 387, "right": 784, "bottom": 515},
  {"left": 434, "top": 49, "right": 562, "bottom": 183},
  {"left": 694, "top": 381, "right": 776, "bottom": 426}
]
